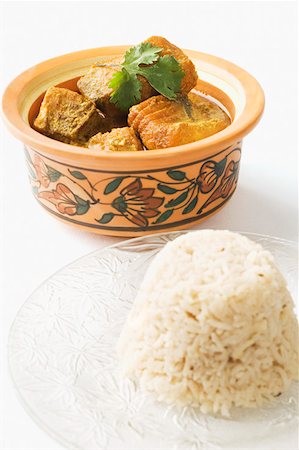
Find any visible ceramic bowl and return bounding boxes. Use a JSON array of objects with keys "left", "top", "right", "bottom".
[{"left": 2, "top": 46, "right": 264, "bottom": 237}]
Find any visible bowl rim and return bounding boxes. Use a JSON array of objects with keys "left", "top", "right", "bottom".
[{"left": 2, "top": 45, "right": 264, "bottom": 162}]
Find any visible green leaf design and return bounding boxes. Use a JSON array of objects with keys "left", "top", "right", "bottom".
[
  {"left": 76, "top": 202, "right": 90, "bottom": 215},
  {"left": 214, "top": 157, "right": 227, "bottom": 177},
  {"left": 96, "top": 212, "right": 115, "bottom": 224},
  {"left": 112, "top": 196, "right": 127, "bottom": 213},
  {"left": 157, "top": 184, "right": 178, "bottom": 194},
  {"left": 73, "top": 195, "right": 90, "bottom": 215},
  {"left": 167, "top": 170, "right": 186, "bottom": 181},
  {"left": 70, "top": 170, "right": 87, "bottom": 180},
  {"left": 182, "top": 197, "right": 198, "bottom": 214},
  {"left": 154, "top": 209, "right": 173, "bottom": 224},
  {"left": 74, "top": 195, "right": 89, "bottom": 206},
  {"left": 165, "top": 191, "right": 188, "bottom": 208},
  {"left": 47, "top": 165, "right": 62, "bottom": 182},
  {"left": 104, "top": 177, "right": 125, "bottom": 195}
]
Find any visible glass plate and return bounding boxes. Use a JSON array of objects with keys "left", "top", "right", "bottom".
[{"left": 8, "top": 231, "right": 298, "bottom": 450}]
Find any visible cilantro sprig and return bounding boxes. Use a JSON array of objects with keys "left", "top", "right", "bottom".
[{"left": 109, "top": 42, "right": 185, "bottom": 111}]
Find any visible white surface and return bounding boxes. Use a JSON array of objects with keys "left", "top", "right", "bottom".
[
  {"left": 0, "top": 1, "right": 297, "bottom": 449},
  {"left": 7, "top": 232, "right": 298, "bottom": 450}
]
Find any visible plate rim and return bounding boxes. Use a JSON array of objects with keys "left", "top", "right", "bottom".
[{"left": 7, "top": 230, "right": 298, "bottom": 450}]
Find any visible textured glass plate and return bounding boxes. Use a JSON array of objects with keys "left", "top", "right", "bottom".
[{"left": 8, "top": 231, "right": 298, "bottom": 450}]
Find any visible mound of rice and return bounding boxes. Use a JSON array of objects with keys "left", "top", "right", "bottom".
[{"left": 117, "top": 230, "right": 298, "bottom": 416}]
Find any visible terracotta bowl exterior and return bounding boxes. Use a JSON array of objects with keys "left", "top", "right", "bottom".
[{"left": 2, "top": 46, "right": 264, "bottom": 237}]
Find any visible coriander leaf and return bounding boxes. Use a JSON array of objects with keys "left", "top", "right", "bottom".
[
  {"left": 108, "top": 69, "right": 127, "bottom": 93},
  {"left": 109, "top": 68, "right": 142, "bottom": 111},
  {"left": 124, "top": 42, "right": 162, "bottom": 69},
  {"left": 108, "top": 43, "right": 184, "bottom": 111},
  {"left": 137, "top": 55, "right": 184, "bottom": 100}
]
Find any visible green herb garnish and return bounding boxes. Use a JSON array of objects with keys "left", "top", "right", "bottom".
[{"left": 109, "top": 42, "right": 185, "bottom": 111}]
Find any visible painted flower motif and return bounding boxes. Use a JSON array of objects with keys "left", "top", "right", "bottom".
[
  {"left": 196, "top": 157, "right": 227, "bottom": 193},
  {"left": 38, "top": 183, "right": 90, "bottom": 216},
  {"left": 34, "top": 154, "right": 51, "bottom": 188},
  {"left": 32, "top": 154, "right": 62, "bottom": 189},
  {"left": 26, "top": 145, "right": 241, "bottom": 228},
  {"left": 199, "top": 159, "right": 240, "bottom": 212},
  {"left": 111, "top": 179, "right": 164, "bottom": 227},
  {"left": 216, "top": 159, "right": 240, "bottom": 198}
]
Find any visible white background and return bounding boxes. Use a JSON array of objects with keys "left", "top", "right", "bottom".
[{"left": 0, "top": 1, "right": 298, "bottom": 449}]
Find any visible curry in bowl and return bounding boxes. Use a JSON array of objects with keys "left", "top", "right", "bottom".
[
  {"left": 33, "top": 36, "right": 231, "bottom": 151},
  {"left": 2, "top": 39, "right": 264, "bottom": 236}
]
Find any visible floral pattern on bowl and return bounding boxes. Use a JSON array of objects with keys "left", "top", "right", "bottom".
[
  {"left": 2, "top": 46, "right": 264, "bottom": 236},
  {"left": 25, "top": 142, "right": 241, "bottom": 235}
]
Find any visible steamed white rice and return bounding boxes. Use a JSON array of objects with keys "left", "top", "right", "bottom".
[{"left": 117, "top": 230, "right": 298, "bottom": 416}]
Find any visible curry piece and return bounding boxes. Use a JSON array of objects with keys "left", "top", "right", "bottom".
[
  {"left": 77, "top": 36, "right": 198, "bottom": 118},
  {"left": 144, "top": 36, "right": 198, "bottom": 94},
  {"left": 77, "top": 57, "right": 156, "bottom": 118},
  {"left": 88, "top": 127, "right": 143, "bottom": 152},
  {"left": 128, "top": 93, "right": 231, "bottom": 149},
  {"left": 33, "top": 87, "right": 105, "bottom": 145},
  {"left": 103, "top": 115, "right": 129, "bottom": 131}
]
